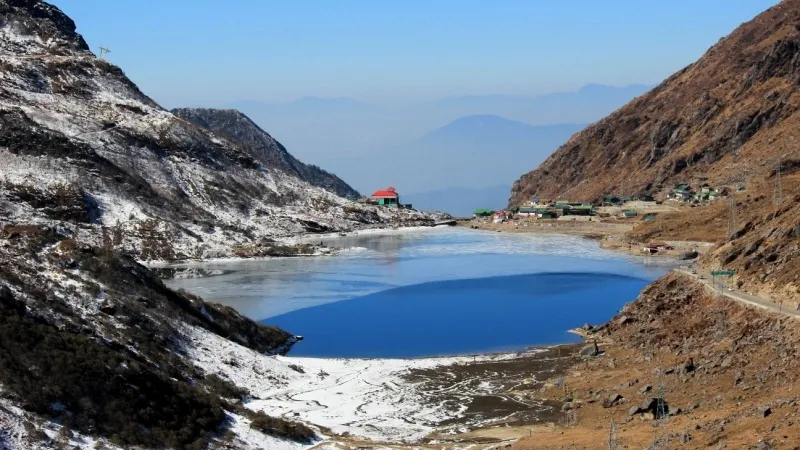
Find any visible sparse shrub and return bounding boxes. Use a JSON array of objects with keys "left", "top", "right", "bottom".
[
  {"left": 202, "top": 373, "right": 249, "bottom": 400},
  {"left": 56, "top": 239, "right": 78, "bottom": 253},
  {"left": 248, "top": 410, "right": 315, "bottom": 442}
]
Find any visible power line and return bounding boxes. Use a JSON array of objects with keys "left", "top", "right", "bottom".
[{"left": 98, "top": 46, "right": 111, "bottom": 60}]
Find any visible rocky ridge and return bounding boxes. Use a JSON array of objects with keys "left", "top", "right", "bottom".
[
  {"left": 0, "top": 0, "right": 445, "bottom": 262},
  {"left": 171, "top": 108, "right": 361, "bottom": 200}
]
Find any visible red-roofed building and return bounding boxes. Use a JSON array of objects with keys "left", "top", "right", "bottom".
[{"left": 369, "top": 186, "right": 400, "bottom": 206}]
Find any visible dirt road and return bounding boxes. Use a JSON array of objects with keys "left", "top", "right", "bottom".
[{"left": 676, "top": 269, "right": 800, "bottom": 319}]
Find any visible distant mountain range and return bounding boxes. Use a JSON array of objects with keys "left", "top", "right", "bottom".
[
  {"left": 402, "top": 185, "right": 511, "bottom": 217},
  {"left": 415, "top": 84, "right": 651, "bottom": 125},
  {"left": 335, "top": 115, "right": 585, "bottom": 195},
  {"left": 230, "top": 84, "right": 649, "bottom": 194},
  {"left": 230, "top": 84, "right": 648, "bottom": 154}
]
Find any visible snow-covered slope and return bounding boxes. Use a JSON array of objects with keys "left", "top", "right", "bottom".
[{"left": 0, "top": 0, "right": 445, "bottom": 261}]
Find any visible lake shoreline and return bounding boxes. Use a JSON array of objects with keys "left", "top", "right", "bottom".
[
  {"left": 187, "top": 319, "right": 586, "bottom": 447},
  {"left": 459, "top": 218, "right": 712, "bottom": 261},
  {"left": 141, "top": 224, "right": 450, "bottom": 275},
  {"left": 165, "top": 227, "right": 680, "bottom": 447}
]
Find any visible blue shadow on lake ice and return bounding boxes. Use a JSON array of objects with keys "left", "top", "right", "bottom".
[{"left": 266, "top": 271, "right": 650, "bottom": 358}]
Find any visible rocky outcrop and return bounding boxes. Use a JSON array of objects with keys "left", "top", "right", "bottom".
[
  {"left": 0, "top": 224, "right": 311, "bottom": 448},
  {"left": 172, "top": 108, "right": 361, "bottom": 199}
]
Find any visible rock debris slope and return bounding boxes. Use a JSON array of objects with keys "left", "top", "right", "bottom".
[{"left": 0, "top": 0, "right": 443, "bottom": 261}]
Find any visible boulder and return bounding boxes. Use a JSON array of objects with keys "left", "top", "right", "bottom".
[
  {"left": 603, "top": 393, "right": 624, "bottom": 408},
  {"left": 579, "top": 341, "right": 601, "bottom": 357},
  {"left": 758, "top": 406, "right": 772, "bottom": 418},
  {"left": 678, "top": 358, "right": 696, "bottom": 374},
  {"left": 638, "top": 385, "right": 652, "bottom": 395},
  {"left": 561, "top": 402, "right": 574, "bottom": 412},
  {"left": 679, "top": 251, "right": 699, "bottom": 260},
  {"left": 99, "top": 302, "right": 116, "bottom": 316},
  {"left": 721, "top": 355, "right": 734, "bottom": 369},
  {"left": 640, "top": 397, "right": 670, "bottom": 419},
  {"left": 756, "top": 440, "right": 774, "bottom": 450}
]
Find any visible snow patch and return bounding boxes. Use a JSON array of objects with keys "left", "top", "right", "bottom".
[{"left": 183, "top": 324, "right": 527, "bottom": 444}]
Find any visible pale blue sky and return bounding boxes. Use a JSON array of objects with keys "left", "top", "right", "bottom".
[{"left": 52, "top": 0, "right": 778, "bottom": 108}]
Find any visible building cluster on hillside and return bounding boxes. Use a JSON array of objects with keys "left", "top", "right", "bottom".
[
  {"left": 668, "top": 183, "right": 727, "bottom": 204},
  {"left": 472, "top": 198, "right": 597, "bottom": 222},
  {"left": 601, "top": 194, "right": 654, "bottom": 205}
]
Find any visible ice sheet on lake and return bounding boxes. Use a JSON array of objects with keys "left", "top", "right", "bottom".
[{"left": 164, "top": 228, "right": 675, "bottom": 319}]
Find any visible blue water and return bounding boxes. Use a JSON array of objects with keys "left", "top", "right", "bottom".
[
  {"left": 165, "top": 228, "right": 674, "bottom": 358},
  {"left": 269, "top": 272, "right": 649, "bottom": 358}
]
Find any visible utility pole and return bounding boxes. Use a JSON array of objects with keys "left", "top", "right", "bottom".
[
  {"left": 98, "top": 46, "right": 111, "bottom": 59},
  {"left": 774, "top": 158, "right": 783, "bottom": 206}
]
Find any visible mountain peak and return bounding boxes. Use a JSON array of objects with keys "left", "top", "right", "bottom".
[
  {"left": 447, "top": 114, "right": 525, "bottom": 126},
  {"left": 172, "top": 107, "right": 362, "bottom": 199},
  {"left": 0, "top": 0, "right": 90, "bottom": 55}
]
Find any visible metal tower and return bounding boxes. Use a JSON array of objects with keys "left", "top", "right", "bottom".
[
  {"left": 652, "top": 371, "right": 669, "bottom": 448},
  {"left": 727, "top": 194, "right": 737, "bottom": 240}
]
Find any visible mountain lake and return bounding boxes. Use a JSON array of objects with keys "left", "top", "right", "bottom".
[{"left": 164, "top": 227, "right": 674, "bottom": 358}]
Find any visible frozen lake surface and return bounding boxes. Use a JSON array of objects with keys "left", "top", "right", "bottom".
[{"left": 166, "top": 228, "right": 673, "bottom": 357}]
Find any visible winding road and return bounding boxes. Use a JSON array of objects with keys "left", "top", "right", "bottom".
[{"left": 675, "top": 269, "right": 800, "bottom": 319}]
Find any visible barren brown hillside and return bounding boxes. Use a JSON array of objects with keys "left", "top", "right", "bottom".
[
  {"left": 513, "top": 274, "right": 800, "bottom": 449},
  {"left": 510, "top": 0, "right": 800, "bottom": 205},
  {"left": 510, "top": 0, "right": 800, "bottom": 303},
  {"left": 626, "top": 172, "right": 799, "bottom": 302}
]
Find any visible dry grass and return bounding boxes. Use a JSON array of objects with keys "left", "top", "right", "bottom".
[{"left": 512, "top": 274, "right": 800, "bottom": 449}]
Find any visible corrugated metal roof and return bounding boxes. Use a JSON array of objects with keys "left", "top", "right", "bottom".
[{"left": 371, "top": 187, "right": 399, "bottom": 197}]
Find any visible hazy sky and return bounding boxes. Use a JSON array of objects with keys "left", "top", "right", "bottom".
[{"left": 53, "top": 0, "right": 777, "bottom": 108}]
